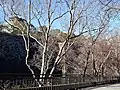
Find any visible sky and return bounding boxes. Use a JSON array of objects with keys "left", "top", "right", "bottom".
[
  {"left": 0, "top": 7, "right": 4, "bottom": 23},
  {"left": 0, "top": 0, "right": 120, "bottom": 35}
]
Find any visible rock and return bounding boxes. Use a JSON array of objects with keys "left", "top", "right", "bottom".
[{"left": 0, "top": 32, "right": 41, "bottom": 76}]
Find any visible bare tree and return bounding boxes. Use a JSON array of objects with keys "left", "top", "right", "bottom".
[{"left": 1, "top": 0, "right": 120, "bottom": 86}]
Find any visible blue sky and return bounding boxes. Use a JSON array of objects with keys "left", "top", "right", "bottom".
[
  {"left": 0, "top": 0, "right": 120, "bottom": 35},
  {"left": 0, "top": 7, "right": 4, "bottom": 23},
  {"left": 0, "top": 6, "right": 63, "bottom": 30}
]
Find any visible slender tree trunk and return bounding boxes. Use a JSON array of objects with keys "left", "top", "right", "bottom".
[
  {"left": 92, "top": 51, "right": 98, "bottom": 80},
  {"left": 83, "top": 50, "right": 90, "bottom": 82},
  {"left": 24, "top": 0, "right": 41, "bottom": 86}
]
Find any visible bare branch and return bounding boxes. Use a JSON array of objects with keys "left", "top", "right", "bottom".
[
  {"left": 30, "top": 34, "right": 44, "bottom": 47},
  {"left": 50, "top": 10, "right": 70, "bottom": 25}
]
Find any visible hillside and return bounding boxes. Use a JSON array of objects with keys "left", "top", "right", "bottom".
[{"left": 0, "top": 32, "right": 61, "bottom": 76}]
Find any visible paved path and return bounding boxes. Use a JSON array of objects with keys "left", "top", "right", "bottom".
[{"left": 91, "top": 84, "right": 120, "bottom": 90}]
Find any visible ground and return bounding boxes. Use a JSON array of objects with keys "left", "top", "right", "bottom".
[
  {"left": 91, "top": 84, "right": 120, "bottom": 90},
  {"left": 80, "top": 84, "right": 120, "bottom": 90}
]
